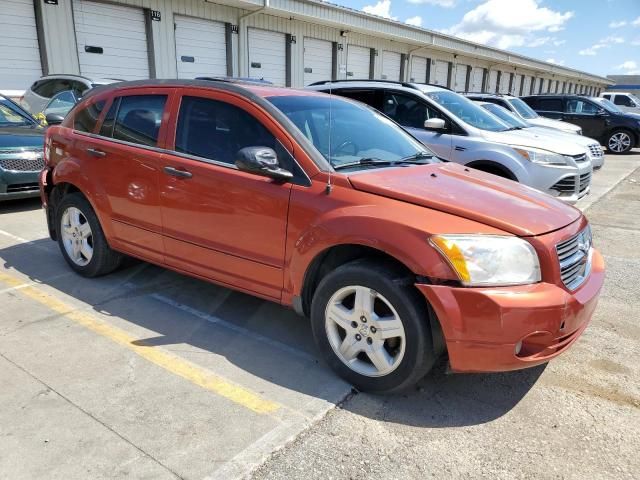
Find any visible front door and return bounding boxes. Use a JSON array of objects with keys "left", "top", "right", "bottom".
[
  {"left": 563, "top": 98, "right": 607, "bottom": 139},
  {"left": 159, "top": 91, "right": 293, "bottom": 300}
]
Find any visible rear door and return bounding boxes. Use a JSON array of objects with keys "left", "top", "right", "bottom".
[
  {"left": 533, "top": 97, "right": 564, "bottom": 120},
  {"left": 158, "top": 90, "right": 293, "bottom": 300}
]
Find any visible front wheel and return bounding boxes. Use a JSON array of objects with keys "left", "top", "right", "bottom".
[
  {"left": 607, "top": 130, "right": 633, "bottom": 154},
  {"left": 310, "top": 260, "right": 437, "bottom": 393}
]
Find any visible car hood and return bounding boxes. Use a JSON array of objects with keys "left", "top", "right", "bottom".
[
  {"left": 0, "top": 126, "right": 44, "bottom": 149},
  {"left": 348, "top": 162, "right": 581, "bottom": 236},
  {"left": 527, "top": 116, "right": 581, "bottom": 133},
  {"left": 527, "top": 127, "right": 598, "bottom": 147},
  {"left": 480, "top": 128, "right": 586, "bottom": 156}
]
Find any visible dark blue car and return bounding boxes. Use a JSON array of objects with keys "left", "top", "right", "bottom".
[{"left": 0, "top": 95, "right": 45, "bottom": 201}]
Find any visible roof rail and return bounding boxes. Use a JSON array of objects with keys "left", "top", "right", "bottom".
[
  {"left": 195, "top": 76, "right": 274, "bottom": 85},
  {"left": 308, "top": 79, "right": 422, "bottom": 90}
]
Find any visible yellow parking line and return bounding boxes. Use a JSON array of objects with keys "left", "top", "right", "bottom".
[{"left": 0, "top": 270, "right": 281, "bottom": 414}]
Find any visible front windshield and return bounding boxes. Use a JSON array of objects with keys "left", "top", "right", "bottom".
[
  {"left": 481, "top": 103, "right": 529, "bottom": 129},
  {"left": 425, "top": 91, "right": 510, "bottom": 132},
  {"left": 508, "top": 97, "right": 539, "bottom": 119},
  {"left": 0, "top": 98, "right": 35, "bottom": 127},
  {"left": 592, "top": 97, "right": 622, "bottom": 113},
  {"left": 267, "top": 95, "right": 437, "bottom": 169}
]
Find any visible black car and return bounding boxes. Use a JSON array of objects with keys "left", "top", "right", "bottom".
[
  {"left": 0, "top": 95, "right": 45, "bottom": 201},
  {"left": 521, "top": 94, "right": 640, "bottom": 154}
]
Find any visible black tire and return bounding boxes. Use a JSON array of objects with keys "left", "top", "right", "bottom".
[
  {"left": 606, "top": 129, "right": 634, "bottom": 155},
  {"left": 310, "top": 259, "right": 437, "bottom": 393},
  {"left": 56, "top": 193, "right": 123, "bottom": 277}
]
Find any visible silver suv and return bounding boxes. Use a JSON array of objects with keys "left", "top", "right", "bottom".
[{"left": 307, "top": 81, "right": 592, "bottom": 203}]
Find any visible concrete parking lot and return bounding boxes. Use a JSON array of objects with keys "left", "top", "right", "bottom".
[{"left": 1, "top": 153, "right": 639, "bottom": 479}]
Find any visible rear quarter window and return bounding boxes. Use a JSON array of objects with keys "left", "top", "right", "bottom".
[
  {"left": 74, "top": 100, "right": 106, "bottom": 133},
  {"left": 536, "top": 98, "right": 563, "bottom": 112}
]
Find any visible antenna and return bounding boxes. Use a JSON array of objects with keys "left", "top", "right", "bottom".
[{"left": 326, "top": 81, "right": 333, "bottom": 195}]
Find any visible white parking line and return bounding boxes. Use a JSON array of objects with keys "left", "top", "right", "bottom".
[{"left": 0, "top": 229, "right": 52, "bottom": 252}]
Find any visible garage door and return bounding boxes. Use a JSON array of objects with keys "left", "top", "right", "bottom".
[
  {"left": 381, "top": 51, "right": 401, "bottom": 81},
  {"left": 522, "top": 76, "right": 532, "bottom": 95},
  {"left": 470, "top": 67, "right": 483, "bottom": 92},
  {"left": 0, "top": 0, "right": 42, "bottom": 90},
  {"left": 434, "top": 60, "right": 449, "bottom": 87},
  {"left": 73, "top": 0, "right": 149, "bottom": 80},
  {"left": 248, "top": 28, "right": 286, "bottom": 86},
  {"left": 303, "top": 37, "right": 332, "bottom": 85},
  {"left": 499, "top": 72, "right": 511, "bottom": 93},
  {"left": 487, "top": 70, "right": 498, "bottom": 93},
  {"left": 175, "top": 16, "right": 227, "bottom": 79},
  {"left": 346, "top": 45, "right": 371, "bottom": 79},
  {"left": 408, "top": 56, "right": 427, "bottom": 83},
  {"left": 513, "top": 74, "right": 523, "bottom": 95},
  {"left": 454, "top": 64, "right": 468, "bottom": 92}
]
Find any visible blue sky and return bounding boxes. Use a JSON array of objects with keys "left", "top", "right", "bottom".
[{"left": 336, "top": 0, "right": 640, "bottom": 77}]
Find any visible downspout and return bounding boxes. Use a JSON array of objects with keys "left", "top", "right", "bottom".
[{"left": 238, "top": 0, "right": 270, "bottom": 77}]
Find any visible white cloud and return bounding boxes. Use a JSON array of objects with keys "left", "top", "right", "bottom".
[
  {"left": 616, "top": 60, "right": 638, "bottom": 71},
  {"left": 442, "top": 0, "right": 574, "bottom": 50},
  {"left": 633, "top": 16, "right": 640, "bottom": 26},
  {"left": 362, "top": 0, "right": 397, "bottom": 19},
  {"left": 546, "top": 58, "right": 565, "bottom": 65},
  {"left": 529, "top": 36, "right": 551, "bottom": 47},
  {"left": 405, "top": 15, "right": 423, "bottom": 26},
  {"left": 553, "top": 39, "right": 566, "bottom": 46},
  {"left": 579, "top": 35, "right": 625, "bottom": 56},
  {"left": 632, "top": 38, "right": 640, "bottom": 46},
  {"left": 609, "top": 20, "right": 627, "bottom": 28},
  {"left": 408, "top": 0, "right": 456, "bottom": 6}
]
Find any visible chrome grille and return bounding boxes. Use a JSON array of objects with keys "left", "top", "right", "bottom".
[
  {"left": 556, "top": 226, "right": 592, "bottom": 290},
  {"left": 588, "top": 144, "right": 603, "bottom": 158},
  {"left": 0, "top": 149, "right": 44, "bottom": 172},
  {"left": 551, "top": 176, "right": 576, "bottom": 193},
  {"left": 570, "top": 153, "right": 588, "bottom": 163},
  {"left": 579, "top": 172, "right": 591, "bottom": 194}
]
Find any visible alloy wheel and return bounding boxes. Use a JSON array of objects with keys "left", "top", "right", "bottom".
[
  {"left": 325, "top": 285, "right": 406, "bottom": 377},
  {"left": 608, "top": 132, "right": 631, "bottom": 153},
  {"left": 60, "top": 206, "right": 93, "bottom": 266}
]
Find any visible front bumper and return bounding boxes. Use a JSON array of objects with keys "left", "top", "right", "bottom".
[
  {"left": 417, "top": 249, "right": 605, "bottom": 373},
  {"left": 0, "top": 169, "right": 40, "bottom": 201},
  {"left": 522, "top": 160, "right": 592, "bottom": 205}
]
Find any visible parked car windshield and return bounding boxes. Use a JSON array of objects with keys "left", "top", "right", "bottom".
[
  {"left": 267, "top": 95, "right": 438, "bottom": 169},
  {"left": 508, "top": 97, "right": 539, "bottom": 119},
  {"left": 481, "top": 103, "right": 530, "bottom": 129},
  {"left": 0, "top": 97, "right": 38, "bottom": 127},
  {"left": 425, "top": 91, "right": 510, "bottom": 132},
  {"left": 592, "top": 97, "right": 622, "bottom": 113}
]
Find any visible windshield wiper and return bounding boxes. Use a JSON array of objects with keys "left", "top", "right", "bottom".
[{"left": 333, "top": 157, "right": 395, "bottom": 170}]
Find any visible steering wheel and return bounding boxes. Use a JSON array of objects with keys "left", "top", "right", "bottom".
[{"left": 334, "top": 140, "right": 358, "bottom": 156}]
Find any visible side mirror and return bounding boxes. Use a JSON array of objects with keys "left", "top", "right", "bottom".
[
  {"left": 45, "top": 113, "right": 65, "bottom": 125},
  {"left": 424, "top": 118, "right": 447, "bottom": 130},
  {"left": 596, "top": 108, "right": 608, "bottom": 117},
  {"left": 235, "top": 146, "right": 293, "bottom": 182}
]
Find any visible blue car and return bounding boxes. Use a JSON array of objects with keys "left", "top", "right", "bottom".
[{"left": 0, "top": 95, "right": 45, "bottom": 201}]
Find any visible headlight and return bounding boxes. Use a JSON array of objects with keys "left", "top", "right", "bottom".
[
  {"left": 431, "top": 235, "right": 541, "bottom": 286},
  {"left": 512, "top": 147, "right": 568, "bottom": 165}
]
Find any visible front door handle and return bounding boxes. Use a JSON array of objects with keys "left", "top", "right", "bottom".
[
  {"left": 163, "top": 166, "right": 192, "bottom": 179},
  {"left": 86, "top": 148, "right": 106, "bottom": 158}
]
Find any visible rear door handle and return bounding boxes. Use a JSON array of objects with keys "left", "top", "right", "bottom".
[
  {"left": 163, "top": 166, "right": 192, "bottom": 179},
  {"left": 86, "top": 148, "right": 106, "bottom": 158}
]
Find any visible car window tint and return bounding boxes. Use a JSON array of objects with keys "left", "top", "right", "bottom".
[
  {"left": 602, "top": 94, "right": 611, "bottom": 100},
  {"left": 566, "top": 99, "right": 598, "bottom": 114},
  {"left": 613, "top": 95, "right": 632, "bottom": 106},
  {"left": 33, "top": 80, "right": 58, "bottom": 98},
  {"left": 99, "top": 99, "right": 119, "bottom": 137},
  {"left": 175, "top": 96, "right": 276, "bottom": 165},
  {"left": 74, "top": 100, "right": 106, "bottom": 133},
  {"left": 383, "top": 91, "right": 440, "bottom": 128},
  {"left": 112, "top": 95, "right": 167, "bottom": 147},
  {"left": 334, "top": 89, "right": 378, "bottom": 108},
  {"left": 537, "top": 98, "right": 562, "bottom": 111}
]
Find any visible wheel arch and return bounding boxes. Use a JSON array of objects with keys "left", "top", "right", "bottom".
[{"left": 466, "top": 160, "right": 518, "bottom": 181}]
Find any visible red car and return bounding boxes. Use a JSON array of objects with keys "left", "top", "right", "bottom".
[{"left": 40, "top": 80, "right": 604, "bottom": 392}]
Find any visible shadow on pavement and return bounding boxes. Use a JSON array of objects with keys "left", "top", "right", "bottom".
[
  {"left": 1, "top": 236, "right": 542, "bottom": 427},
  {"left": 0, "top": 197, "right": 42, "bottom": 214}
]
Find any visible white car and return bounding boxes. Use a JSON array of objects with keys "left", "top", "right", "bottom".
[
  {"left": 600, "top": 92, "right": 640, "bottom": 114},
  {"left": 20, "top": 75, "right": 120, "bottom": 114},
  {"left": 465, "top": 93, "right": 583, "bottom": 135},
  {"left": 477, "top": 101, "right": 605, "bottom": 169}
]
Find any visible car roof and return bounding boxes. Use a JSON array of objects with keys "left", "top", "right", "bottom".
[
  {"left": 464, "top": 93, "right": 514, "bottom": 99},
  {"left": 34, "top": 74, "right": 121, "bottom": 85},
  {"left": 307, "top": 79, "right": 452, "bottom": 93}
]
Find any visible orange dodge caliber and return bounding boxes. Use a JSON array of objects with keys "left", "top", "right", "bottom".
[{"left": 40, "top": 80, "right": 604, "bottom": 392}]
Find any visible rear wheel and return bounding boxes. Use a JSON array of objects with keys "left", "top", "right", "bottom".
[
  {"left": 56, "top": 193, "right": 122, "bottom": 277},
  {"left": 310, "top": 260, "right": 437, "bottom": 393},
  {"left": 607, "top": 130, "right": 633, "bottom": 154}
]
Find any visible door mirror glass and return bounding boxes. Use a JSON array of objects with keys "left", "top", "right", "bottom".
[
  {"left": 235, "top": 147, "right": 293, "bottom": 182},
  {"left": 424, "top": 118, "right": 446, "bottom": 130},
  {"left": 45, "top": 113, "right": 65, "bottom": 125}
]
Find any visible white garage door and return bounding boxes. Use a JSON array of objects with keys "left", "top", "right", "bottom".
[
  {"left": 346, "top": 45, "right": 370, "bottom": 79},
  {"left": 487, "top": 70, "right": 498, "bottom": 92},
  {"left": 303, "top": 37, "right": 332, "bottom": 85},
  {"left": 409, "top": 56, "right": 427, "bottom": 83},
  {"left": 523, "top": 76, "right": 532, "bottom": 95},
  {"left": 0, "top": 0, "right": 42, "bottom": 90},
  {"left": 513, "top": 74, "right": 523, "bottom": 95},
  {"left": 454, "top": 64, "right": 468, "bottom": 92},
  {"left": 74, "top": 0, "right": 149, "bottom": 80},
  {"left": 175, "top": 16, "right": 227, "bottom": 79},
  {"left": 248, "top": 28, "right": 286, "bottom": 86},
  {"left": 470, "top": 67, "right": 483, "bottom": 92},
  {"left": 499, "top": 72, "right": 511, "bottom": 93},
  {"left": 381, "top": 51, "right": 401, "bottom": 81},
  {"left": 434, "top": 60, "right": 449, "bottom": 87}
]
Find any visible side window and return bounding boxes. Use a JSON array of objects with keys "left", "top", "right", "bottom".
[
  {"left": 45, "top": 91, "right": 76, "bottom": 114},
  {"left": 73, "top": 100, "right": 106, "bottom": 133},
  {"left": 33, "top": 80, "right": 58, "bottom": 98},
  {"left": 335, "top": 89, "right": 379, "bottom": 109},
  {"left": 383, "top": 91, "right": 441, "bottom": 128},
  {"left": 566, "top": 99, "right": 598, "bottom": 114},
  {"left": 99, "top": 99, "right": 119, "bottom": 137},
  {"left": 602, "top": 94, "right": 611, "bottom": 100},
  {"left": 614, "top": 95, "right": 632, "bottom": 106},
  {"left": 175, "top": 96, "right": 276, "bottom": 165},
  {"left": 70, "top": 81, "right": 90, "bottom": 98},
  {"left": 537, "top": 98, "right": 562, "bottom": 111},
  {"left": 112, "top": 95, "right": 167, "bottom": 147}
]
